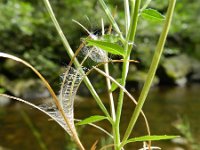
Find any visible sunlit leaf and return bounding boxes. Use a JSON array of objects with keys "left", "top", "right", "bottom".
[
  {"left": 86, "top": 39, "right": 125, "bottom": 57},
  {"left": 76, "top": 115, "right": 108, "bottom": 125},
  {"left": 101, "top": 34, "right": 121, "bottom": 43},
  {"left": 126, "top": 135, "right": 179, "bottom": 144},
  {"left": 141, "top": 8, "right": 165, "bottom": 22},
  {"left": 110, "top": 78, "right": 122, "bottom": 92}
]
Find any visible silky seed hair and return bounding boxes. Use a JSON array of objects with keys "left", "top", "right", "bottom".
[
  {"left": 73, "top": 19, "right": 111, "bottom": 63},
  {"left": 60, "top": 67, "right": 84, "bottom": 128},
  {"left": 81, "top": 45, "right": 109, "bottom": 63},
  {"left": 38, "top": 66, "right": 84, "bottom": 135},
  {"left": 38, "top": 21, "right": 112, "bottom": 135}
]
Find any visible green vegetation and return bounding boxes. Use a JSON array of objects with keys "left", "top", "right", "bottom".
[
  {"left": 173, "top": 117, "right": 200, "bottom": 149},
  {"left": 1, "top": 0, "right": 199, "bottom": 149},
  {"left": 0, "top": 0, "right": 200, "bottom": 90}
]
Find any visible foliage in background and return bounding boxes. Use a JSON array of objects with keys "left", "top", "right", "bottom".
[
  {"left": 134, "top": 0, "right": 200, "bottom": 67},
  {"left": 0, "top": 0, "right": 200, "bottom": 91},
  {"left": 173, "top": 117, "right": 200, "bottom": 149},
  {"left": 0, "top": 0, "right": 178, "bottom": 149},
  {"left": 0, "top": 0, "right": 105, "bottom": 83}
]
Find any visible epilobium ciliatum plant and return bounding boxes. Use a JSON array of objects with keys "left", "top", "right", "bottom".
[{"left": 0, "top": 0, "right": 178, "bottom": 149}]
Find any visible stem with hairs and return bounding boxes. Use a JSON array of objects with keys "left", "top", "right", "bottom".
[{"left": 121, "top": 0, "right": 176, "bottom": 147}]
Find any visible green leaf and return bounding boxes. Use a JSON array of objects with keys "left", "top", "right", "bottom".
[
  {"left": 110, "top": 78, "right": 122, "bottom": 92},
  {"left": 126, "top": 135, "right": 179, "bottom": 144},
  {"left": 101, "top": 34, "right": 121, "bottom": 43},
  {"left": 86, "top": 39, "right": 125, "bottom": 57},
  {"left": 141, "top": 8, "right": 165, "bottom": 22},
  {"left": 76, "top": 115, "right": 108, "bottom": 126}
]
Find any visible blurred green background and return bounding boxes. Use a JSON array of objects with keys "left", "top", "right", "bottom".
[
  {"left": 0, "top": 0, "right": 200, "bottom": 95},
  {"left": 1, "top": 1, "right": 200, "bottom": 150}
]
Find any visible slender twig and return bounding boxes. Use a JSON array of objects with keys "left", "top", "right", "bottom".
[
  {"left": 72, "top": 19, "right": 96, "bottom": 39},
  {"left": 101, "top": 19, "right": 116, "bottom": 122}
]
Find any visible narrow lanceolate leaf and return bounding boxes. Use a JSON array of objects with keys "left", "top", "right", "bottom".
[
  {"left": 141, "top": 8, "right": 165, "bottom": 22},
  {"left": 110, "top": 78, "right": 122, "bottom": 92},
  {"left": 86, "top": 39, "right": 125, "bottom": 57},
  {"left": 126, "top": 135, "right": 179, "bottom": 144},
  {"left": 102, "top": 34, "right": 121, "bottom": 43},
  {"left": 76, "top": 115, "right": 108, "bottom": 125}
]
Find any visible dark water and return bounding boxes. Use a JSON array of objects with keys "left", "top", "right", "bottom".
[{"left": 0, "top": 84, "right": 200, "bottom": 150}]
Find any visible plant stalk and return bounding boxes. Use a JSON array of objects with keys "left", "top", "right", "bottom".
[
  {"left": 121, "top": 0, "right": 176, "bottom": 147},
  {"left": 114, "top": 0, "right": 141, "bottom": 149},
  {"left": 98, "top": 0, "right": 121, "bottom": 36},
  {"left": 124, "top": 0, "right": 130, "bottom": 36},
  {"left": 101, "top": 19, "right": 116, "bottom": 122},
  {"left": 42, "top": 0, "right": 111, "bottom": 121}
]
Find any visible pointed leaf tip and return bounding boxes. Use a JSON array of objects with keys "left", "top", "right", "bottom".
[
  {"left": 126, "top": 135, "right": 179, "bottom": 144},
  {"left": 141, "top": 8, "right": 165, "bottom": 22},
  {"left": 76, "top": 115, "right": 108, "bottom": 126}
]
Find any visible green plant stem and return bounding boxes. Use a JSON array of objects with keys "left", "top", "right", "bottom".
[
  {"left": 99, "top": 0, "right": 120, "bottom": 34},
  {"left": 121, "top": 0, "right": 176, "bottom": 147},
  {"left": 114, "top": 0, "right": 141, "bottom": 149},
  {"left": 101, "top": 18, "right": 116, "bottom": 143},
  {"left": 101, "top": 19, "right": 116, "bottom": 122},
  {"left": 104, "top": 64, "right": 116, "bottom": 119},
  {"left": 124, "top": 0, "right": 130, "bottom": 36},
  {"left": 42, "top": 0, "right": 111, "bottom": 122},
  {"left": 98, "top": 0, "right": 124, "bottom": 42},
  {"left": 104, "top": 62, "right": 118, "bottom": 149}
]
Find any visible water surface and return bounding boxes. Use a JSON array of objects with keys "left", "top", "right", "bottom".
[{"left": 0, "top": 84, "right": 200, "bottom": 150}]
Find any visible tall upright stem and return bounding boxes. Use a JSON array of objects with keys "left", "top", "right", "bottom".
[
  {"left": 114, "top": 0, "right": 141, "bottom": 149},
  {"left": 42, "top": 0, "right": 112, "bottom": 149},
  {"left": 42, "top": 0, "right": 111, "bottom": 120},
  {"left": 101, "top": 19, "right": 116, "bottom": 122},
  {"left": 121, "top": 0, "right": 176, "bottom": 146},
  {"left": 124, "top": 0, "right": 130, "bottom": 36}
]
